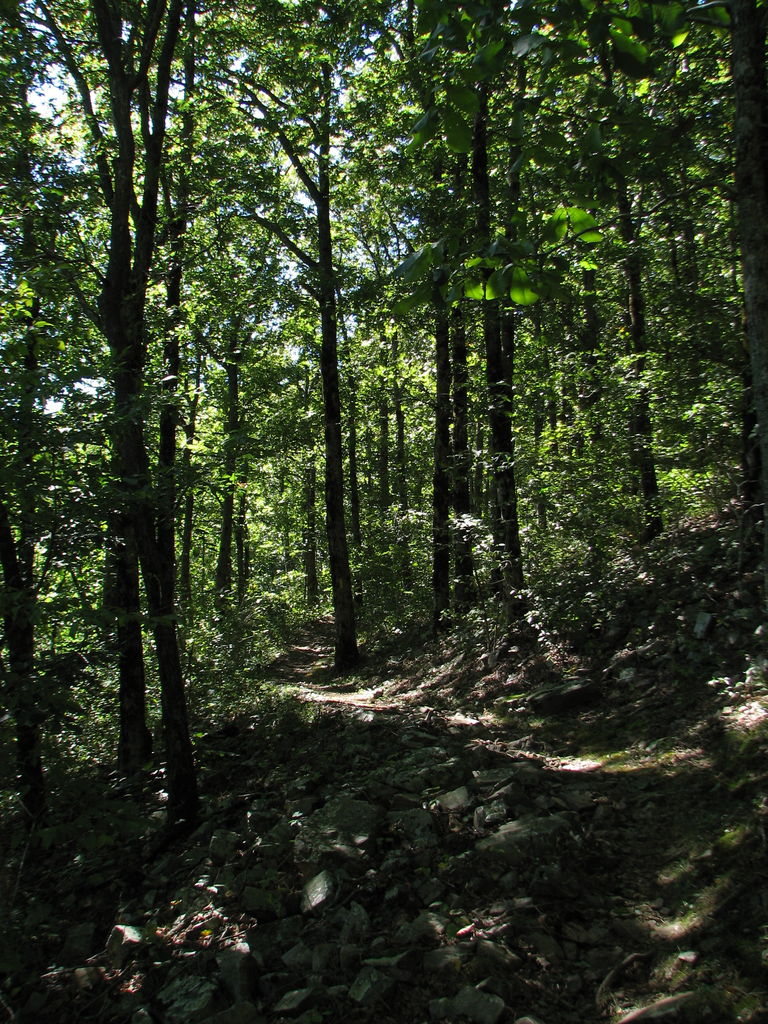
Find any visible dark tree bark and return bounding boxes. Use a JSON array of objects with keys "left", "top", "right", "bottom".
[
  {"left": 304, "top": 456, "right": 320, "bottom": 603},
  {"left": 317, "top": 67, "right": 358, "bottom": 667},
  {"left": 731, "top": 0, "right": 768, "bottom": 599},
  {"left": 179, "top": 349, "right": 202, "bottom": 611},
  {"left": 215, "top": 333, "right": 241, "bottom": 602},
  {"left": 0, "top": 496, "right": 44, "bottom": 821},
  {"left": 473, "top": 86, "right": 525, "bottom": 612},
  {"left": 615, "top": 178, "right": 663, "bottom": 542},
  {"left": 450, "top": 305, "right": 476, "bottom": 609},
  {"left": 87, "top": 0, "right": 198, "bottom": 823},
  {"left": 432, "top": 300, "right": 452, "bottom": 633}
]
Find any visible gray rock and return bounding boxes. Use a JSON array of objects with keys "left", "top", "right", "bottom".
[
  {"left": 60, "top": 922, "right": 97, "bottom": 965},
  {"left": 387, "top": 807, "right": 437, "bottom": 845},
  {"left": 209, "top": 830, "right": 240, "bottom": 864},
  {"left": 422, "top": 946, "right": 466, "bottom": 973},
  {"left": 429, "top": 997, "right": 454, "bottom": 1019},
  {"left": 694, "top": 611, "right": 713, "bottom": 638},
  {"left": 348, "top": 966, "right": 393, "bottom": 1006},
  {"left": 475, "top": 939, "right": 523, "bottom": 972},
  {"left": 241, "top": 886, "right": 283, "bottom": 918},
  {"left": 452, "top": 985, "right": 506, "bottom": 1024},
  {"left": 436, "top": 786, "right": 472, "bottom": 812},
  {"left": 158, "top": 976, "right": 223, "bottom": 1023},
  {"left": 393, "top": 910, "right": 447, "bottom": 947},
  {"left": 473, "top": 801, "right": 508, "bottom": 829},
  {"left": 300, "top": 869, "right": 335, "bottom": 913},
  {"left": 281, "top": 942, "right": 314, "bottom": 972},
  {"left": 272, "top": 987, "right": 316, "bottom": 1014},
  {"left": 514, "top": 1017, "right": 547, "bottom": 1024},
  {"left": 474, "top": 814, "right": 571, "bottom": 865},
  {"left": 527, "top": 678, "right": 600, "bottom": 714},
  {"left": 106, "top": 925, "right": 144, "bottom": 968},
  {"left": 217, "top": 941, "right": 259, "bottom": 1002},
  {"left": 529, "top": 931, "right": 563, "bottom": 962},
  {"left": 338, "top": 901, "right": 371, "bottom": 942},
  {"left": 201, "top": 1004, "right": 265, "bottom": 1024},
  {"left": 305, "top": 795, "right": 381, "bottom": 844}
]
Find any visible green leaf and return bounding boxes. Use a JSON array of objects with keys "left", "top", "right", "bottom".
[
  {"left": 486, "top": 267, "right": 510, "bottom": 300},
  {"left": 566, "top": 207, "right": 602, "bottom": 243},
  {"left": 544, "top": 208, "right": 570, "bottom": 243},
  {"left": 394, "top": 280, "right": 432, "bottom": 314},
  {"left": 610, "top": 29, "right": 651, "bottom": 78},
  {"left": 509, "top": 267, "right": 539, "bottom": 305},
  {"left": 409, "top": 107, "right": 438, "bottom": 148},
  {"left": 443, "top": 106, "right": 473, "bottom": 153},
  {"left": 445, "top": 84, "right": 479, "bottom": 115},
  {"left": 394, "top": 245, "right": 432, "bottom": 281},
  {"left": 464, "top": 277, "right": 485, "bottom": 300}
]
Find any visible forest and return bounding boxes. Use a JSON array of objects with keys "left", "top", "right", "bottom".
[{"left": 2, "top": 1, "right": 768, "bottom": 1022}]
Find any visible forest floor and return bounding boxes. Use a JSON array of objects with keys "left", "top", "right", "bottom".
[{"left": 3, "top": 512, "right": 768, "bottom": 1024}]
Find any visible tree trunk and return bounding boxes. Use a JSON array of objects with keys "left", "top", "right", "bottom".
[
  {"left": 731, "top": 0, "right": 768, "bottom": 600},
  {"left": 215, "top": 340, "right": 240, "bottom": 602},
  {"left": 317, "top": 67, "right": 358, "bottom": 668},
  {"left": 615, "top": 179, "right": 663, "bottom": 542},
  {"left": 432, "top": 300, "right": 452, "bottom": 633},
  {"left": 473, "top": 86, "right": 525, "bottom": 612},
  {"left": 108, "top": 520, "right": 152, "bottom": 774},
  {"left": 303, "top": 456, "right": 320, "bottom": 602},
  {"left": 450, "top": 305, "right": 476, "bottom": 609},
  {"left": 0, "top": 497, "right": 44, "bottom": 821}
]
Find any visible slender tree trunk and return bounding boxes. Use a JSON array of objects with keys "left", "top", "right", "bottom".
[
  {"left": 215, "top": 338, "right": 240, "bottom": 602},
  {"left": 179, "top": 351, "right": 202, "bottom": 610},
  {"left": 615, "top": 179, "right": 663, "bottom": 542},
  {"left": 473, "top": 86, "right": 524, "bottom": 612},
  {"left": 0, "top": 497, "right": 44, "bottom": 821},
  {"left": 450, "top": 305, "right": 476, "bottom": 609},
  {"left": 433, "top": 300, "right": 452, "bottom": 632},
  {"left": 235, "top": 487, "right": 249, "bottom": 603},
  {"left": 304, "top": 456, "right": 319, "bottom": 603},
  {"left": 732, "top": 0, "right": 768, "bottom": 600},
  {"left": 317, "top": 67, "right": 358, "bottom": 667},
  {"left": 378, "top": 344, "right": 391, "bottom": 511},
  {"left": 109, "top": 520, "right": 152, "bottom": 774}
]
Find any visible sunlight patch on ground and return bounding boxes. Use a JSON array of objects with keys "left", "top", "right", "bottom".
[{"left": 551, "top": 756, "right": 604, "bottom": 772}]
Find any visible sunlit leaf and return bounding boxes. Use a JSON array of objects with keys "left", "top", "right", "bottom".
[{"left": 509, "top": 267, "right": 539, "bottom": 305}]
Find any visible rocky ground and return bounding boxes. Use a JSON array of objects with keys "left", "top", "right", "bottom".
[{"left": 3, "top": 512, "right": 768, "bottom": 1024}]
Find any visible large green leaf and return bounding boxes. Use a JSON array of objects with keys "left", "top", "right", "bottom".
[
  {"left": 443, "top": 106, "right": 473, "bottom": 153},
  {"left": 394, "top": 245, "right": 432, "bottom": 281},
  {"left": 464, "top": 277, "right": 485, "bottom": 299},
  {"left": 509, "top": 267, "right": 539, "bottom": 305},
  {"left": 446, "top": 84, "right": 480, "bottom": 116}
]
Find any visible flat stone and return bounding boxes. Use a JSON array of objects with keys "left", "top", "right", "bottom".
[
  {"left": 475, "top": 814, "right": 571, "bottom": 865},
  {"left": 107, "top": 925, "right": 144, "bottom": 968},
  {"left": 61, "top": 922, "right": 97, "bottom": 965},
  {"left": 300, "top": 869, "right": 335, "bottom": 913},
  {"left": 429, "top": 997, "right": 453, "bottom": 1019},
  {"left": 393, "top": 911, "right": 447, "bottom": 947},
  {"left": 305, "top": 796, "right": 381, "bottom": 844},
  {"left": 451, "top": 985, "right": 506, "bottom": 1024},
  {"left": 475, "top": 939, "right": 523, "bottom": 972},
  {"left": 281, "top": 942, "right": 314, "bottom": 971},
  {"left": 158, "top": 976, "right": 223, "bottom": 1023},
  {"left": 348, "top": 966, "right": 393, "bottom": 1005},
  {"left": 241, "top": 886, "right": 283, "bottom": 918},
  {"left": 272, "top": 987, "right": 316, "bottom": 1014},
  {"left": 387, "top": 807, "right": 437, "bottom": 844},
  {"left": 200, "top": 1004, "right": 265, "bottom": 1024},
  {"left": 436, "top": 786, "right": 473, "bottom": 812},
  {"left": 209, "top": 830, "right": 240, "bottom": 864},
  {"left": 617, "top": 993, "right": 695, "bottom": 1022},
  {"left": 423, "top": 947, "right": 465, "bottom": 973},
  {"left": 217, "top": 942, "right": 259, "bottom": 1002}
]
